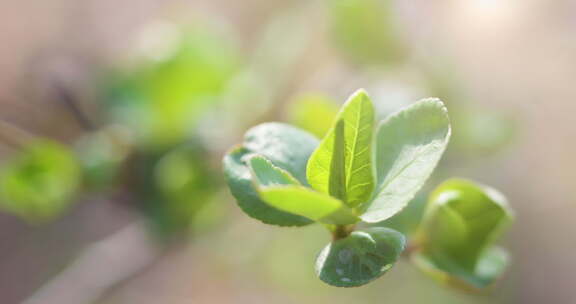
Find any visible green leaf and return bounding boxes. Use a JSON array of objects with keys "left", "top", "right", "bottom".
[
  {"left": 361, "top": 98, "right": 451, "bottom": 223},
  {"left": 223, "top": 123, "right": 319, "bottom": 226},
  {"left": 329, "top": 120, "right": 347, "bottom": 201},
  {"left": 368, "top": 193, "right": 427, "bottom": 235},
  {"left": 259, "top": 186, "right": 359, "bottom": 225},
  {"left": 0, "top": 140, "right": 80, "bottom": 222},
  {"left": 315, "top": 227, "right": 405, "bottom": 287},
  {"left": 307, "top": 89, "right": 375, "bottom": 207},
  {"left": 248, "top": 155, "right": 299, "bottom": 187},
  {"left": 412, "top": 246, "right": 509, "bottom": 292},
  {"left": 244, "top": 123, "right": 318, "bottom": 184},
  {"left": 413, "top": 179, "right": 513, "bottom": 289}
]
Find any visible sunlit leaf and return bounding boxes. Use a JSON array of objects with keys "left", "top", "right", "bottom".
[
  {"left": 259, "top": 186, "right": 359, "bottom": 225},
  {"left": 248, "top": 155, "right": 299, "bottom": 187},
  {"left": 315, "top": 227, "right": 405, "bottom": 287},
  {"left": 307, "top": 89, "right": 375, "bottom": 207},
  {"left": 413, "top": 179, "right": 513, "bottom": 289},
  {"left": 247, "top": 150, "right": 357, "bottom": 225},
  {"left": 360, "top": 98, "right": 450, "bottom": 223},
  {"left": 329, "top": 120, "right": 347, "bottom": 201},
  {"left": 0, "top": 140, "right": 80, "bottom": 221},
  {"left": 223, "top": 123, "right": 318, "bottom": 226},
  {"left": 244, "top": 123, "right": 318, "bottom": 184}
]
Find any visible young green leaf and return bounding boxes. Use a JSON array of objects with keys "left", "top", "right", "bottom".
[
  {"left": 361, "top": 98, "right": 451, "bottom": 223},
  {"left": 248, "top": 153, "right": 357, "bottom": 225},
  {"left": 244, "top": 123, "right": 318, "bottom": 184},
  {"left": 259, "top": 186, "right": 359, "bottom": 225},
  {"left": 223, "top": 123, "right": 318, "bottom": 226},
  {"left": 329, "top": 120, "right": 347, "bottom": 201},
  {"left": 307, "top": 89, "right": 375, "bottom": 207},
  {"left": 413, "top": 179, "right": 513, "bottom": 289},
  {"left": 224, "top": 148, "right": 312, "bottom": 227},
  {"left": 315, "top": 227, "right": 405, "bottom": 287},
  {"left": 248, "top": 155, "right": 300, "bottom": 187}
]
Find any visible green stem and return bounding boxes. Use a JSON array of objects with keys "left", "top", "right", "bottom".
[{"left": 331, "top": 224, "right": 355, "bottom": 240}]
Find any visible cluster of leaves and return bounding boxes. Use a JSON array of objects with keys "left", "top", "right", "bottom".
[{"left": 224, "top": 89, "right": 513, "bottom": 288}]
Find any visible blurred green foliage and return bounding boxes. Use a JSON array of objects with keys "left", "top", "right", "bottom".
[
  {"left": 146, "top": 143, "right": 219, "bottom": 237},
  {"left": 0, "top": 140, "right": 80, "bottom": 222},
  {"left": 328, "top": 0, "right": 406, "bottom": 66},
  {"left": 76, "top": 125, "right": 133, "bottom": 191},
  {"left": 288, "top": 94, "right": 339, "bottom": 138},
  {"left": 104, "top": 22, "right": 240, "bottom": 146}
]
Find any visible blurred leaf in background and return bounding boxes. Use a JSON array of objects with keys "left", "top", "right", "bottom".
[
  {"left": 0, "top": 140, "right": 80, "bottom": 222},
  {"left": 76, "top": 125, "right": 133, "bottom": 191},
  {"left": 288, "top": 93, "right": 339, "bottom": 138},
  {"left": 138, "top": 141, "right": 220, "bottom": 239},
  {"left": 424, "top": 66, "right": 517, "bottom": 159},
  {"left": 103, "top": 20, "right": 240, "bottom": 147},
  {"left": 451, "top": 108, "right": 517, "bottom": 158},
  {"left": 327, "top": 0, "right": 406, "bottom": 66}
]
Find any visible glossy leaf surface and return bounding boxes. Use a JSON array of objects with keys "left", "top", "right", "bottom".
[
  {"left": 248, "top": 155, "right": 300, "bottom": 187},
  {"left": 315, "top": 227, "right": 405, "bottom": 287},
  {"left": 361, "top": 98, "right": 450, "bottom": 223},
  {"left": 223, "top": 123, "right": 318, "bottom": 226}
]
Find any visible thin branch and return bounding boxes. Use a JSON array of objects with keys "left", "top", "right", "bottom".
[
  {"left": 52, "top": 82, "right": 95, "bottom": 131},
  {"left": 22, "top": 221, "right": 161, "bottom": 304},
  {"left": 0, "top": 119, "right": 36, "bottom": 150}
]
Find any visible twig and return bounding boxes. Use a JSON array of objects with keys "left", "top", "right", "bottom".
[
  {"left": 0, "top": 119, "right": 36, "bottom": 150},
  {"left": 22, "top": 221, "right": 161, "bottom": 304},
  {"left": 52, "top": 82, "right": 95, "bottom": 131}
]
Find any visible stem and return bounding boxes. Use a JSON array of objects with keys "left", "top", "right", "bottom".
[
  {"left": 401, "top": 241, "right": 421, "bottom": 258},
  {"left": 0, "top": 119, "right": 36, "bottom": 150},
  {"left": 332, "top": 224, "right": 355, "bottom": 240},
  {"left": 21, "top": 221, "right": 161, "bottom": 304},
  {"left": 52, "top": 81, "right": 95, "bottom": 131}
]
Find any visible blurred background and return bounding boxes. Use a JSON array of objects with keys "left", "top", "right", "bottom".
[{"left": 0, "top": 0, "right": 575, "bottom": 303}]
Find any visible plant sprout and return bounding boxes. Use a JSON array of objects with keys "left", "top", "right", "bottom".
[{"left": 223, "top": 89, "right": 513, "bottom": 288}]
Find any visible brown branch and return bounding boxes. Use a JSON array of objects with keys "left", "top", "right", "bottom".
[{"left": 0, "top": 119, "right": 36, "bottom": 150}]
